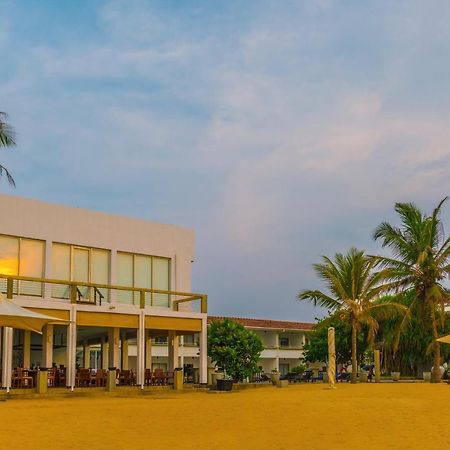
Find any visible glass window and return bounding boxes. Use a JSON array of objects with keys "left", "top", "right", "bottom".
[
  {"left": 19, "top": 239, "right": 44, "bottom": 296},
  {"left": 52, "top": 243, "right": 71, "bottom": 299},
  {"left": 116, "top": 253, "right": 170, "bottom": 307},
  {"left": 152, "top": 257, "right": 170, "bottom": 307},
  {"left": 117, "top": 253, "right": 133, "bottom": 304},
  {"left": 0, "top": 235, "right": 19, "bottom": 276},
  {"left": 279, "top": 337, "right": 289, "bottom": 348},
  {"left": 92, "top": 249, "right": 110, "bottom": 300},
  {"left": 134, "top": 255, "right": 152, "bottom": 305},
  {"left": 52, "top": 243, "right": 110, "bottom": 301}
]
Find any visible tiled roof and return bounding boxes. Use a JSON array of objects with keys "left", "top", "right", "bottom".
[{"left": 207, "top": 316, "right": 314, "bottom": 331}]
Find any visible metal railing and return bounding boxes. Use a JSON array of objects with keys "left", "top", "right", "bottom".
[{"left": 0, "top": 274, "right": 207, "bottom": 313}]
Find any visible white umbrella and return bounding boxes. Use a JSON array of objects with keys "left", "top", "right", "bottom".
[
  {"left": 436, "top": 334, "right": 450, "bottom": 344},
  {"left": 0, "top": 293, "right": 66, "bottom": 333}
]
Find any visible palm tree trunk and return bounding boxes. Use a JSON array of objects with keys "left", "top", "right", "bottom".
[
  {"left": 430, "top": 306, "right": 441, "bottom": 383},
  {"left": 351, "top": 321, "right": 357, "bottom": 384}
]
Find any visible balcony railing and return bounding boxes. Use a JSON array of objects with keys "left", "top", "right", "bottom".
[{"left": 0, "top": 274, "right": 207, "bottom": 314}]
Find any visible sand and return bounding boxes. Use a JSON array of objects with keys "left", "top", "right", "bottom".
[{"left": 0, "top": 384, "right": 448, "bottom": 449}]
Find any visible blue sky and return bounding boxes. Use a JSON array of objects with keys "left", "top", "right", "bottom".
[{"left": 2, "top": 0, "right": 450, "bottom": 321}]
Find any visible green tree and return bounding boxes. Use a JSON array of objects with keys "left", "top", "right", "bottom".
[
  {"left": 373, "top": 198, "right": 450, "bottom": 382},
  {"left": 208, "top": 318, "right": 264, "bottom": 382},
  {"left": 303, "top": 312, "right": 368, "bottom": 367},
  {"left": 0, "top": 112, "right": 16, "bottom": 186},
  {"left": 298, "top": 248, "right": 405, "bottom": 383}
]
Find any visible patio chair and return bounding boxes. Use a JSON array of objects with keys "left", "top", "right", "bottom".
[
  {"left": 77, "top": 368, "right": 91, "bottom": 387},
  {"left": 93, "top": 369, "right": 107, "bottom": 387},
  {"left": 153, "top": 369, "right": 165, "bottom": 385},
  {"left": 47, "top": 368, "right": 56, "bottom": 387},
  {"left": 144, "top": 368, "right": 153, "bottom": 386}
]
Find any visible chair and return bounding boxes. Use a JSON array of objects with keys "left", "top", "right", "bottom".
[
  {"left": 92, "top": 369, "right": 107, "bottom": 387},
  {"left": 166, "top": 371, "right": 174, "bottom": 385},
  {"left": 119, "top": 370, "right": 132, "bottom": 386},
  {"left": 153, "top": 369, "right": 165, "bottom": 386},
  {"left": 47, "top": 368, "right": 56, "bottom": 387},
  {"left": 57, "top": 368, "right": 66, "bottom": 387},
  {"left": 77, "top": 368, "right": 91, "bottom": 387},
  {"left": 144, "top": 369, "right": 153, "bottom": 386},
  {"left": 15, "top": 368, "right": 34, "bottom": 389}
]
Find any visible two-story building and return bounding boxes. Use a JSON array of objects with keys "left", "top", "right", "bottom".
[{"left": 0, "top": 194, "right": 208, "bottom": 389}]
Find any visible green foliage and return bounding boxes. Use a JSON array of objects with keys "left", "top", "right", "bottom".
[
  {"left": 291, "top": 363, "right": 307, "bottom": 374},
  {"left": 207, "top": 318, "right": 264, "bottom": 382},
  {"left": 0, "top": 112, "right": 16, "bottom": 186},
  {"left": 374, "top": 199, "right": 450, "bottom": 381},
  {"left": 303, "top": 313, "right": 368, "bottom": 365}
]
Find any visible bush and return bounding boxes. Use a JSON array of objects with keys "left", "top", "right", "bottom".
[{"left": 208, "top": 318, "right": 264, "bottom": 382}]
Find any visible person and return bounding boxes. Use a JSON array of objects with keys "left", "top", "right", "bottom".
[
  {"left": 368, "top": 365, "right": 374, "bottom": 382},
  {"left": 337, "top": 366, "right": 348, "bottom": 382}
]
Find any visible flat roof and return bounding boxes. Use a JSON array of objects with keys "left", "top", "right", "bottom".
[{"left": 208, "top": 316, "right": 314, "bottom": 331}]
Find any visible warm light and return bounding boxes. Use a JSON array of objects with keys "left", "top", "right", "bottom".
[{"left": 0, "top": 258, "right": 19, "bottom": 276}]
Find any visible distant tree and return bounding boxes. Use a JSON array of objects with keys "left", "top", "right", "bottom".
[
  {"left": 298, "top": 247, "right": 405, "bottom": 383},
  {"left": 303, "top": 313, "right": 368, "bottom": 367},
  {"left": 0, "top": 112, "right": 16, "bottom": 186},
  {"left": 374, "top": 198, "right": 450, "bottom": 382},
  {"left": 208, "top": 318, "right": 263, "bottom": 382}
]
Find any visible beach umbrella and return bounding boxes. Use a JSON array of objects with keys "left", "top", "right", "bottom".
[
  {"left": 0, "top": 293, "right": 66, "bottom": 333},
  {"left": 436, "top": 334, "right": 450, "bottom": 344},
  {"left": 327, "top": 327, "right": 336, "bottom": 389}
]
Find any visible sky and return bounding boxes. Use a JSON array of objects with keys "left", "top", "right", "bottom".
[{"left": 1, "top": 0, "right": 450, "bottom": 322}]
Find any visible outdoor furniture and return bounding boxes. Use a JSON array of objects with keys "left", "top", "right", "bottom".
[
  {"left": 166, "top": 371, "right": 174, "bottom": 385},
  {"left": 56, "top": 368, "right": 66, "bottom": 387},
  {"left": 118, "top": 370, "right": 133, "bottom": 386},
  {"left": 12, "top": 368, "right": 34, "bottom": 389},
  {"left": 47, "top": 368, "right": 56, "bottom": 387},
  {"left": 153, "top": 369, "right": 166, "bottom": 385},
  {"left": 92, "top": 369, "right": 107, "bottom": 387},
  {"left": 76, "top": 368, "right": 91, "bottom": 387},
  {"left": 144, "top": 368, "right": 153, "bottom": 386}
]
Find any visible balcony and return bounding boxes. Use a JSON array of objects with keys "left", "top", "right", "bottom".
[{"left": 0, "top": 274, "right": 207, "bottom": 314}]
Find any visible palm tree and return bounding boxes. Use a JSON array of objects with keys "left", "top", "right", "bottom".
[
  {"left": 0, "top": 112, "right": 16, "bottom": 186},
  {"left": 373, "top": 198, "right": 450, "bottom": 383},
  {"left": 298, "top": 248, "right": 404, "bottom": 383}
]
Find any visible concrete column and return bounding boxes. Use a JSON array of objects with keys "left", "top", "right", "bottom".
[
  {"left": 121, "top": 339, "right": 129, "bottom": 370},
  {"left": 101, "top": 339, "right": 108, "bottom": 369},
  {"left": 145, "top": 330, "right": 152, "bottom": 370},
  {"left": 199, "top": 318, "right": 207, "bottom": 384},
  {"left": 42, "top": 325, "right": 54, "bottom": 368},
  {"left": 168, "top": 331, "right": 179, "bottom": 371},
  {"left": 83, "top": 341, "right": 90, "bottom": 368},
  {"left": 2, "top": 327, "right": 13, "bottom": 391},
  {"left": 136, "top": 312, "right": 145, "bottom": 387},
  {"left": 66, "top": 306, "right": 77, "bottom": 389},
  {"left": 108, "top": 328, "right": 119, "bottom": 369},
  {"left": 23, "top": 331, "right": 31, "bottom": 368},
  {"left": 374, "top": 349, "right": 381, "bottom": 383},
  {"left": 179, "top": 336, "right": 184, "bottom": 369}
]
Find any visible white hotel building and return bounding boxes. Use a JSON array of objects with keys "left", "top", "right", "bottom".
[{"left": 0, "top": 194, "right": 208, "bottom": 388}]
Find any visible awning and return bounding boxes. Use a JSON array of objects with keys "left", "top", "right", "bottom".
[
  {"left": 436, "top": 334, "right": 450, "bottom": 344},
  {"left": 0, "top": 294, "right": 67, "bottom": 333}
]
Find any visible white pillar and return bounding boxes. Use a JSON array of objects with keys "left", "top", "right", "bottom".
[
  {"left": 42, "top": 324, "right": 54, "bottom": 368},
  {"left": 121, "top": 338, "right": 129, "bottom": 370},
  {"left": 108, "top": 327, "right": 120, "bottom": 369},
  {"left": 145, "top": 330, "right": 152, "bottom": 370},
  {"left": 101, "top": 339, "right": 108, "bottom": 369},
  {"left": 199, "top": 318, "right": 207, "bottom": 384},
  {"left": 2, "top": 327, "right": 13, "bottom": 391},
  {"left": 66, "top": 306, "right": 77, "bottom": 389},
  {"left": 137, "top": 312, "right": 145, "bottom": 387},
  {"left": 23, "top": 331, "right": 31, "bottom": 368},
  {"left": 83, "top": 341, "right": 90, "bottom": 368},
  {"left": 179, "top": 336, "right": 184, "bottom": 369},
  {"left": 168, "top": 331, "right": 179, "bottom": 371}
]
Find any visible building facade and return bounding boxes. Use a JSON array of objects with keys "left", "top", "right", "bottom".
[{"left": 0, "top": 194, "right": 208, "bottom": 388}]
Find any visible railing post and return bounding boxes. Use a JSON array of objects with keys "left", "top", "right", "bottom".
[
  {"left": 201, "top": 295, "right": 208, "bottom": 314},
  {"left": 6, "top": 278, "right": 13, "bottom": 299},
  {"left": 70, "top": 284, "right": 77, "bottom": 304}
]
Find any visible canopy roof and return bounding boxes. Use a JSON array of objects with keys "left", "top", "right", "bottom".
[
  {"left": 0, "top": 294, "right": 66, "bottom": 333},
  {"left": 436, "top": 335, "right": 450, "bottom": 344}
]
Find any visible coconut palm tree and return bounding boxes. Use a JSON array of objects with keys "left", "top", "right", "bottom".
[
  {"left": 373, "top": 198, "right": 450, "bottom": 383},
  {"left": 0, "top": 112, "right": 16, "bottom": 186},
  {"left": 298, "top": 248, "right": 405, "bottom": 383}
]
